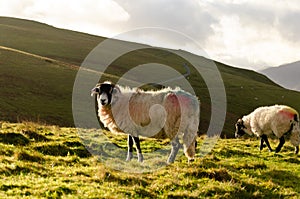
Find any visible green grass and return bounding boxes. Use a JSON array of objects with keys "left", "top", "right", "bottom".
[
  {"left": 0, "top": 48, "right": 77, "bottom": 126},
  {"left": 0, "top": 121, "right": 299, "bottom": 198},
  {"left": 0, "top": 17, "right": 104, "bottom": 65}
]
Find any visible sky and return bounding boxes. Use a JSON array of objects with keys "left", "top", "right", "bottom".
[{"left": 1, "top": 0, "right": 300, "bottom": 71}]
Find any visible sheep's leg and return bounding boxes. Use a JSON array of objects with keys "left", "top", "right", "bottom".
[
  {"left": 295, "top": 146, "right": 299, "bottom": 154},
  {"left": 259, "top": 136, "right": 265, "bottom": 151},
  {"left": 259, "top": 135, "right": 268, "bottom": 151},
  {"left": 275, "top": 136, "right": 285, "bottom": 153},
  {"left": 167, "top": 137, "right": 181, "bottom": 164},
  {"left": 184, "top": 138, "right": 196, "bottom": 163},
  {"left": 126, "top": 135, "right": 134, "bottom": 161},
  {"left": 260, "top": 135, "right": 273, "bottom": 152},
  {"left": 133, "top": 136, "right": 144, "bottom": 162}
]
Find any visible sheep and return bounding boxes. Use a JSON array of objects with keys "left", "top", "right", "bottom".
[
  {"left": 91, "top": 81, "right": 200, "bottom": 163},
  {"left": 235, "top": 105, "right": 300, "bottom": 154}
]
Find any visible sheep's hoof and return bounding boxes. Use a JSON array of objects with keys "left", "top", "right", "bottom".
[
  {"left": 275, "top": 148, "right": 281, "bottom": 153},
  {"left": 137, "top": 153, "right": 144, "bottom": 163},
  {"left": 167, "top": 156, "right": 176, "bottom": 164},
  {"left": 268, "top": 148, "right": 273, "bottom": 152},
  {"left": 126, "top": 152, "right": 133, "bottom": 161},
  {"left": 167, "top": 155, "right": 176, "bottom": 164},
  {"left": 259, "top": 144, "right": 266, "bottom": 151},
  {"left": 167, "top": 159, "right": 174, "bottom": 164},
  {"left": 188, "top": 158, "right": 195, "bottom": 163}
]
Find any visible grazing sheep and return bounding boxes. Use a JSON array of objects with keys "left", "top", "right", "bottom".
[
  {"left": 91, "top": 81, "right": 200, "bottom": 163},
  {"left": 235, "top": 105, "right": 300, "bottom": 154}
]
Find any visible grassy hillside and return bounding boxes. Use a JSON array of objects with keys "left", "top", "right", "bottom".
[
  {"left": 2, "top": 17, "right": 300, "bottom": 137},
  {"left": 0, "top": 122, "right": 299, "bottom": 198},
  {"left": 0, "top": 17, "right": 104, "bottom": 65},
  {"left": 0, "top": 48, "right": 76, "bottom": 126}
]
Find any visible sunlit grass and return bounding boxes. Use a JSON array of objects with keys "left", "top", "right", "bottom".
[{"left": 0, "top": 121, "right": 299, "bottom": 198}]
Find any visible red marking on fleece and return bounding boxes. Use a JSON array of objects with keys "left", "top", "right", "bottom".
[
  {"left": 279, "top": 109, "right": 295, "bottom": 119},
  {"left": 166, "top": 93, "right": 191, "bottom": 108},
  {"left": 177, "top": 95, "right": 192, "bottom": 106},
  {"left": 166, "top": 93, "right": 179, "bottom": 106}
]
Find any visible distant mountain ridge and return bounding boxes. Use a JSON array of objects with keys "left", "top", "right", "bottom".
[{"left": 260, "top": 61, "right": 300, "bottom": 91}]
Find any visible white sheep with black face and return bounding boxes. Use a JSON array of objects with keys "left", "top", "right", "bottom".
[
  {"left": 91, "top": 81, "right": 200, "bottom": 163},
  {"left": 235, "top": 105, "right": 300, "bottom": 154}
]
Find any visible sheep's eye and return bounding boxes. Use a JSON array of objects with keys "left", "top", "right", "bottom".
[
  {"left": 237, "top": 124, "right": 243, "bottom": 129},
  {"left": 239, "top": 124, "right": 246, "bottom": 129}
]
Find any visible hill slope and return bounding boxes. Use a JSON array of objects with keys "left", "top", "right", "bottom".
[
  {"left": 0, "top": 47, "right": 76, "bottom": 126},
  {"left": 1, "top": 17, "right": 300, "bottom": 137},
  {"left": 260, "top": 61, "right": 300, "bottom": 91}
]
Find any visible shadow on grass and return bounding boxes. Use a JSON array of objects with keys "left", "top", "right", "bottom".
[
  {"left": 165, "top": 194, "right": 199, "bottom": 199},
  {"left": 0, "top": 132, "right": 30, "bottom": 146},
  {"left": 184, "top": 168, "right": 232, "bottom": 182},
  {"left": 225, "top": 166, "right": 299, "bottom": 198},
  {"left": 105, "top": 173, "right": 149, "bottom": 187},
  {"left": 0, "top": 165, "right": 43, "bottom": 176},
  {"left": 204, "top": 181, "right": 285, "bottom": 199},
  {"left": 0, "top": 184, "right": 29, "bottom": 191},
  {"left": 34, "top": 143, "right": 91, "bottom": 158},
  {"left": 15, "top": 151, "right": 44, "bottom": 162},
  {"left": 283, "top": 157, "right": 300, "bottom": 164},
  {"left": 261, "top": 169, "right": 300, "bottom": 194},
  {"left": 22, "top": 130, "right": 50, "bottom": 142},
  {"left": 216, "top": 147, "right": 255, "bottom": 158},
  {"left": 44, "top": 186, "right": 77, "bottom": 198}
]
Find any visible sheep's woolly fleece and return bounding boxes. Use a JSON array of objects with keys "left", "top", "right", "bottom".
[
  {"left": 242, "top": 105, "right": 300, "bottom": 146},
  {"left": 97, "top": 83, "right": 200, "bottom": 159},
  {"left": 99, "top": 85, "right": 199, "bottom": 136}
]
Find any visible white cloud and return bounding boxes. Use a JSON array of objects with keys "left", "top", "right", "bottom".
[
  {"left": 197, "top": 0, "right": 300, "bottom": 70},
  {"left": 0, "top": 0, "right": 130, "bottom": 36}
]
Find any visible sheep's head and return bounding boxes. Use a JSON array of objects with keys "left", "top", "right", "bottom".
[
  {"left": 235, "top": 119, "right": 247, "bottom": 138},
  {"left": 91, "top": 82, "right": 120, "bottom": 106}
]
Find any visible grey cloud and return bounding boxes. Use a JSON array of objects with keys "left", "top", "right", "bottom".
[
  {"left": 210, "top": 1, "right": 300, "bottom": 43},
  {"left": 276, "top": 11, "right": 300, "bottom": 42},
  {"left": 113, "top": 0, "right": 300, "bottom": 69},
  {"left": 210, "top": 2, "right": 276, "bottom": 29},
  {"left": 114, "top": 0, "right": 218, "bottom": 46}
]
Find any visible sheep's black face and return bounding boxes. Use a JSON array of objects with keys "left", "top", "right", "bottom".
[
  {"left": 235, "top": 119, "right": 246, "bottom": 138},
  {"left": 92, "top": 83, "right": 115, "bottom": 106}
]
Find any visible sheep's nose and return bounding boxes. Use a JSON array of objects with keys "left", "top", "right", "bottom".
[{"left": 101, "top": 99, "right": 106, "bottom": 105}]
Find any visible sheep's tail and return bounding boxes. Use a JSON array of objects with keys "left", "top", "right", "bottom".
[
  {"left": 290, "top": 113, "right": 300, "bottom": 147},
  {"left": 292, "top": 113, "right": 299, "bottom": 131},
  {"left": 294, "top": 114, "right": 298, "bottom": 122}
]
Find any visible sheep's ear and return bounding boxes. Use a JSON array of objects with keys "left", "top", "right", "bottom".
[
  {"left": 236, "top": 119, "right": 247, "bottom": 129},
  {"left": 91, "top": 87, "right": 100, "bottom": 96},
  {"left": 112, "top": 85, "right": 121, "bottom": 94},
  {"left": 237, "top": 119, "right": 243, "bottom": 124}
]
